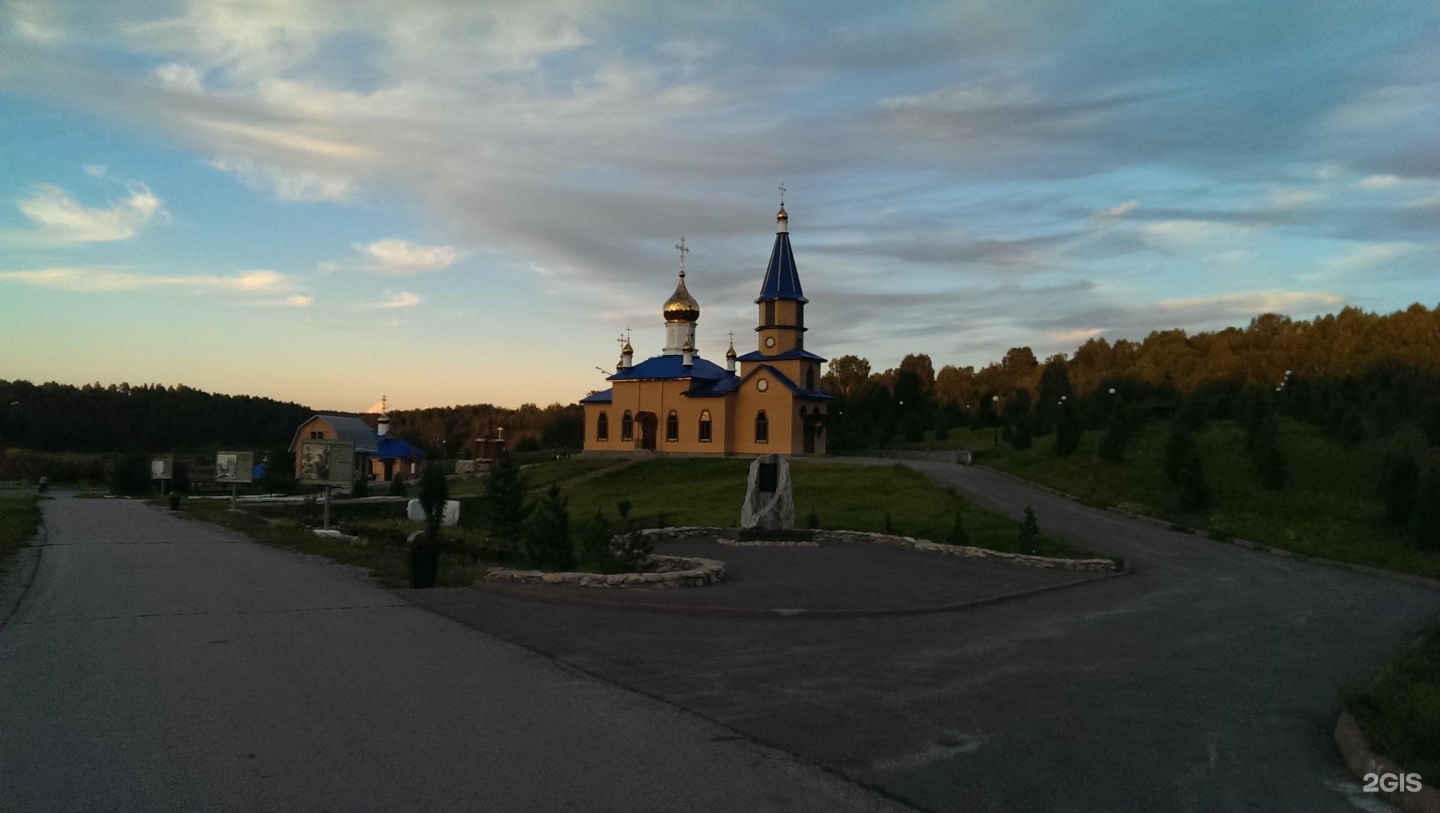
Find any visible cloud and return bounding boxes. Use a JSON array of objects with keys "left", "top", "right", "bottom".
[
  {"left": 16, "top": 183, "right": 164, "bottom": 243},
  {"left": 1359, "top": 175, "right": 1403, "bottom": 190},
  {"left": 1327, "top": 242, "right": 1420, "bottom": 273},
  {"left": 351, "top": 239, "right": 461, "bottom": 275},
  {"left": 0, "top": 266, "right": 299, "bottom": 296},
  {"left": 376, "top": 291, "right": 420, "bottom": 308}
]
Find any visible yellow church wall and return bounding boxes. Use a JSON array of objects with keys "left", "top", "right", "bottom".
[{"left": 584, "top": 376, "right": 736, "bottom": 454}]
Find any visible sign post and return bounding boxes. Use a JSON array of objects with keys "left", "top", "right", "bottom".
[
  {"left": 215, "top": 451, "right": 254, "bottom": 510},
  {"left": 297, "top": 440, "right": 354, "bottom": 530},
  {"left": 151, "top": 457, "right": 173, "bottom": 498}
]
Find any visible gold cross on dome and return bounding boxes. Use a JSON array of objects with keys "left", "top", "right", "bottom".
[{"left": 778, "top": 182, "right": 786, "bottom": 205}]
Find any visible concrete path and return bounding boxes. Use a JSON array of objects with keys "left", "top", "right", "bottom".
[
  {"left": 408, "top": 460, "right": 1440, "bottom": 813},
  {"left": 0, "top": 496, "right": 909, "bottom": 813}
]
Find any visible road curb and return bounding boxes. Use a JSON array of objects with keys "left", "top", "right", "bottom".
[
  {"left": 473, "top": 567, "right": 1128, "bottom": 619},
  {"left": 1333, "top": 710, "right": 1440, "bottom": 812}
]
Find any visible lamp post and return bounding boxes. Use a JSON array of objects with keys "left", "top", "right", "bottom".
[{"left": 992, "top": 395, "right": 1000, "bottom": 448}]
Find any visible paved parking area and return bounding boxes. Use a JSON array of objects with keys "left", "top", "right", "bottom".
[
  {"left": 407, "top": 461, "right": 1440, "bottom": 813},
  {"left": 481, "top": 534, "right": 1109, "bottom": 616}
]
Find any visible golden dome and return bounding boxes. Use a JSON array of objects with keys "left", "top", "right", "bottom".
[
  {"left": 776, "top": 204, "right": 788, "bottom": 223},
  {"left": 725, "top": 343, "right": 737, "bottom": 359},
  {"left": 663, "top": 275, "right": 700, "bottom": 323},
  {"left": 622, "top": 338, "right": 633, "bottom": 355}
]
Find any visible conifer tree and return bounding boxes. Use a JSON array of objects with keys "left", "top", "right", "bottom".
[
  {"left": 483, "top": 449, "right": 531, "bottom": 549},
  {"left": 524, "top": 485, "right": 573, "bottom": 571}
]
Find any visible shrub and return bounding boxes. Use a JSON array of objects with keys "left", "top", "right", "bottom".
[
  {"left": 418, "top": 465, "right": 449, "bottom": 545},
  {"left": 109, "top": 451, "right": 151, "bottom": 496},
  {"left": 609, "top": 529, "right": 653, "bottom": 573},
  {"left": 804, "top": 508, "right": 821, "bottom": 529},
  {"left": 1098, "top": 414, "right": 1130, "bottom": 463},
  {"left": 946, "top": 511, "right": 970, "bottom": 546},
  {"left": 350, "top": 476, "right": 369, "bottom": 499},
  {"left": 1178, "top": 451, "right": 1213, "bottom": 512},
  {"left": 388, "top": 473, "right": 407, "bottom": 497},
  {"left": 1018, "top": 506, "right": 1040, "bottom": 553}
]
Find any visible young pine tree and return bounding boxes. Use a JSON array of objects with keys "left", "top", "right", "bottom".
[
  {"left": 1018, "top": 506, "right": 1040, "bottom": 553},
  {"left": 523, "top": 485, "right": 574, "bottom": 571},
  {"left": 483, "top": 450, "right": 532, "bottom": 549},
  {"left": 417, "top": 464, "right": 449, "bottom": 545}
]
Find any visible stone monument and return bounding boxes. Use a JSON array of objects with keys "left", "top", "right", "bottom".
[{"left": 735, "top": 454, "right": 811, "bottom": 541}]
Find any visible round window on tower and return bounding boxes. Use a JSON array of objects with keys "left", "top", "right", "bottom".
[
  {"left": 765, "top": 337, "right": 776, "bottom": 348},
  {"left": 757, "top": 379, "right": 769, "bottom": 392}
]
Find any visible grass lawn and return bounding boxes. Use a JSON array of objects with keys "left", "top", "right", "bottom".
[
  {"left": 1348, "top": 619, "right": 1440, "bottom": 784},
  {"left": 0, "top": 488, "right": 43, "bottom": 578},
  {"left": 931, "top": 419, "right": 1440, "bottom": 580},
  {"left": 559, "top": 458, "right": 1090, "bottom": 559},
  {"left": 181, "top": 500, "right": 502, "bottom": 588}
]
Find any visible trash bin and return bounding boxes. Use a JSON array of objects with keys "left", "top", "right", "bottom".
[
  {"left": 407, "top": 531, "right": 439, "bottom": 589},
  {"left": 169, "top": 492, "right": 182, "bottom": 511}
]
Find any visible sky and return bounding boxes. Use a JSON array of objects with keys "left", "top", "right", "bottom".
[{"left": 1, "top": 1, "right": 1436, "bottom": 412}]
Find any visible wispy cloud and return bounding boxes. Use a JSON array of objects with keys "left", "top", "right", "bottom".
[
  {"left": 376, "top": 291, "right": 420, "bottom": 308},
  {"left": 16, "top": 183, "right": 164, "bottom": 244},
  {"left": 1327, "top": 241, "right": 1420, "bottom": 274},
  {"left": 351, "top": 239, "right": 461, "bottom": 275},
  {"left": 0, "top": 266, "right": 300, "bottom": 296}
]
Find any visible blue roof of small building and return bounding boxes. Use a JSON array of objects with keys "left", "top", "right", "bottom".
[
  {"left": 734, "top": 347, "right": 828, "bottom": 363},
  {"left": 609, "top": 353, "right": 731, "bottom": 382},
  {"left": 756, "top": 231, "right": 806, "bottom": 303},
  {"left": 375, "top": 436, "right": 426, "bottom": 460},
  {"left": 580, "top": 389, "right": 613, "bottom": 404}
]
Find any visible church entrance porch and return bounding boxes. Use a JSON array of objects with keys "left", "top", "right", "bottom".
[{"left": 636, "top": 412, "right": 658, "bottom": 451}]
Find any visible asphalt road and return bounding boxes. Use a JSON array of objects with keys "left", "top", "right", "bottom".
[
  {"left": 406, "top": 459, "right": 1440, "bottom": 813},
  {"left": 0, "top": 495, "right": 909, "bottom": 813}
]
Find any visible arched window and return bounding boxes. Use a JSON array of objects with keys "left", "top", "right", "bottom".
[
  {"left": 596, "top": 412, "right": 609, "bottom": 441},
  {"left": 699, "top": 410, "right": 712, "bottom": 442},
  {"left": 666, "top": 410, "right": 679, "bottom": 442},
  {"left": 755, "top": 410, "right": 769, "bottom": 443},
  {"left": 622, "top": 410, "right": 634, "bottom": 441}
]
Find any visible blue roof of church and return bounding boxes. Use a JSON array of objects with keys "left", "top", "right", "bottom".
[
  {"left": 756, "top": 231, "right": 806, "bottom": 303},
  {"left": 734, "top": 347, "right": 828, "bottom": 363},
  {"left": 609, "top": 354, "right": 731, "bottom": 382}
]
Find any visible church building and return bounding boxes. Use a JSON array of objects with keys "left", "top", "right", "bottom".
[{"left": 581, "top": 201, "right": 831, "bottom": 456}]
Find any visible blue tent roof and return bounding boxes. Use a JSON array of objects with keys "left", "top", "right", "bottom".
[{"left": 756, "top": 231, "right": 806, "bottom": 303}]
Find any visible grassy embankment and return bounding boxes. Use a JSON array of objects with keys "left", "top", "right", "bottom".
[
  {"left": 922, "top": 418, "right": 1440, "bottom": 580},
  {"left": 184, "top": 456, "right": 1092, "bottom": 588},
  {"left": 0, "top": 488, "right": 44, "bottom": 578},
  {"left": 1347, "top": 619, "right": 1440, "bottom": 785}
]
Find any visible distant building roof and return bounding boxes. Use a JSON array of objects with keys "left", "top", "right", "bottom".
[
  {"left": 580, "top": 389, "right": 613, "bottom": 404},
  {"left": 316, "top": 415, "right": 381, "bottom": 453}
]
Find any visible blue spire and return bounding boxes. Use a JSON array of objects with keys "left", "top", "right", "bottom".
[{"left": 756, "top": 204, "right": 807, "bottom": 303}]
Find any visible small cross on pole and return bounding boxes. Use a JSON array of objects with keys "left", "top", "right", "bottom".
[
  {"left": 778, "top": 182, "right": 786, "bottom": 205},
  {"left": 676, "top": 237, "right": 689, "bottom": 277}
]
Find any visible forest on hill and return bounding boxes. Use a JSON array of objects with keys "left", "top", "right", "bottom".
[{"left": 822, "top": 303, "right": 1440, "bottom": 451}]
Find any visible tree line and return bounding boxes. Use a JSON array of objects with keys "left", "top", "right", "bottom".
[{"left": 821, "top": 303, "right": 1440, "bottom": 452}]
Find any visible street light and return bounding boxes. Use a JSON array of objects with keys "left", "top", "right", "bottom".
[{"left": 992, "top": 394, "right": 1000, "bottom": 448}]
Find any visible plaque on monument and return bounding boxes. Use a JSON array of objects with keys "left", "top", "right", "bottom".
[{"left": 757, "top": 461, "right": 778, "bottom": 494}]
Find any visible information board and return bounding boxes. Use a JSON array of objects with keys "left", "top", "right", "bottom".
[
  {"left": 298, "top": 440, "right": 355, "bottom": 486},
  {"left": 215, "top": 451, "right": 255, "bottom": 484},
  {"left": 151, "top": 458, "right": 173, "bottom": 480}
]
